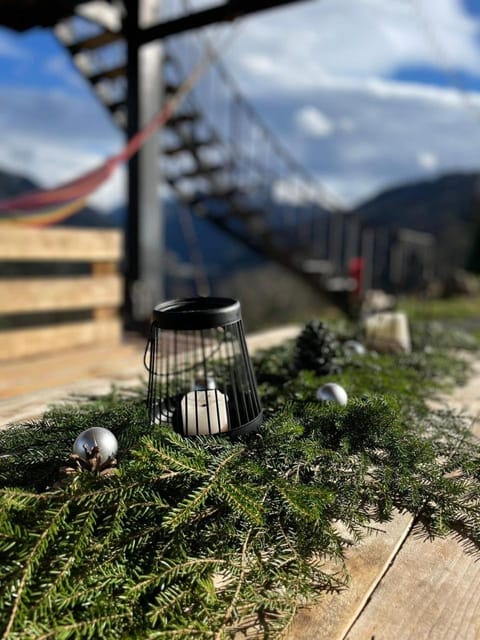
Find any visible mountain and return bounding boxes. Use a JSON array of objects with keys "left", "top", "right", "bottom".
[
  {"left": 0, "top": 168, "right": 261, "bottom": 292},
  {"left": 0, "top": 170, "right": 37, "bottom": 198},
  {"left": 0, "top": 168, "right": 120, "bottom": 228},
  {"left": 2, "top": 166, "right": 479, "bottom": 282},
  {"left": 353, "top": 171, "right": 480, "bottom": 269},
  {"left": 354, "top": 172, "right": 480, "bottom": 232}
]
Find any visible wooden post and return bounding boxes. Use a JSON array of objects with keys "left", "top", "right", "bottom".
[
  {"left": 329, "top": 213, "right": 343, "bottom": 271},
  {"left": 137, "top": 0, "right": 165, "bottom": 318},
  {"left": 344, "top": 214, "right": 360, "bottom": 269},
  {"left": 125, "top": 0, "right": 164, "bottom": 326},
  {"left": 361, "top": 227, "right": 375, "bottom": 293},
  {"left": 125, "top": 0, "right": 140, "bottom": 325}
]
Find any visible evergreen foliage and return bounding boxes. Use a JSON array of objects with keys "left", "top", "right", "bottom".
[{"left": 0, "top": 321, "right": 480, "bottom": 638}]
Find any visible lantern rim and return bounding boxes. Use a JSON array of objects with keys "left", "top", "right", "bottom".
[{"left": 152, "top": 297, "right": 242, "bottom": 330}]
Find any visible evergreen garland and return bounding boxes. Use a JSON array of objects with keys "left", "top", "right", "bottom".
[{"left": 0, "top": 321, "right": 479, "bottom": 638}]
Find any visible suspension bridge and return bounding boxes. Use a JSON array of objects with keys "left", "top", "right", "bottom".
[{"left": 1, "top": 0, "right": 432, "bottom": 321}]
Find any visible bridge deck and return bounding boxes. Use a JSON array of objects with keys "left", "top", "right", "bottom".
[{"left": 1, "top": 328, "right": 479, "bottom": 640}]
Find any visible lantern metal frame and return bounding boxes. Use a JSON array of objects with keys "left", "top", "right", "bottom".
[{"left": 144, "top": 297, "right": 263, "bottom": 437}]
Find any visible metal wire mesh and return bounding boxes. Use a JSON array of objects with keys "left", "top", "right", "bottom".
[{"left": 145, "top": 297, "right": 263, "bottom": 436}]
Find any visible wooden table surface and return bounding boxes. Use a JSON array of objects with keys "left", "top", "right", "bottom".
[
  {"left": 287, "top": 359, "right": 480, "bottom": 640},
  {"left": 0, "top": 325, "right": 300, "bottom": 426},
  {"left": 1, "top": 328, "right": 479, "bottom": 640}
]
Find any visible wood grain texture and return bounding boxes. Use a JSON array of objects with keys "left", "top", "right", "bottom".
[
  {"left": 0, "top": 325, "right": 301, "bottom": 426},
  {"left": 0, "top": 276, "right": 122, "bottom": 314},
  {"left": 0, "top": 318, "right": 122, "bottom": 361},
  {"left": 287, "top": 513, "right": 414, "bottom": 640},
  {"left": 344, "top": 362, "right": 480, "bottom": 640},
  {"left": 0, "top": 341, "right": 145, "bottom": 399},
  {"left": 0, "top": 226, "right": 122, "bottom": 262},
  {"left": 345, "top": 524, "right": 480, "bottom": 640},
  {"left": 287, "top": 359, "right": 480, "bottom": 640}
]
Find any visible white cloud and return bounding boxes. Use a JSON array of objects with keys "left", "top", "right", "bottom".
[
  {"left": 42, "top": 54, "right": 88, "bottom": 91},
  {"left": 0, "top": 86, "right": 124, "bottom": 211},
  {"left": 225, "top": 0, "right": 480, "bottom": 95},
  {"left": 251, "top": 73, "right": 480, "bottom": 205},
  {"left": 242, "top": 53, "right": 277, "bottom": 76},
  {"left": 339, "top": 117, "right": 355, "bottom": 133},
  {"left": 417, "top": 151, "right": 439, "bottom": 171},
  {"left": 295, "top": 106, "right": 334, "bottom": 137},
  {"left": 272, "top": 176, "right": 341, "bottom": 209}
]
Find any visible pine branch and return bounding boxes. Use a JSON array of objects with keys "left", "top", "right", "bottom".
[
  {"left": 29, "top": 612, "right": 131, "bottom": 640},
  {"left": 143, "top": 439, "right": 210, "bottom": 476},
  {"left": 162, "top": 450, "right": 243, "bottom": 530},
  {"left": 31, "top": 509, "right": 97, "bottom": 616},
  {"left": 213, "top": 528, "right": 254, "bottom": 640},
  {"left": 131, "top": 557, "right": 225, "bottom": 596},
  {"left": 2, "top": 502, "right": 70, "bottom": 639},
  {"left": 0, "top": 318, "right": 479, "bottom": 638},
  {"left": 217, "top": 482, "right": 265, "bottom": 526}
]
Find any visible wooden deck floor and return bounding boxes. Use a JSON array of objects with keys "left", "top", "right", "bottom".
[
  {"left": 0, "top": 326, "right": 299, "bottom": 426},
  {"left": 1, "top": 328, "right": 480, "bottom": 639},
  {"left": 287, "top": 359, "right": 480, "bottom": 640}
]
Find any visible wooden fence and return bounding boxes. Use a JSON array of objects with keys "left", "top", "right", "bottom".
[{"left": 0, "top": 226, "right": 123, "bottom": 361}]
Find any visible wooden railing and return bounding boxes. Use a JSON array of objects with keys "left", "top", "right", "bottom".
[{"left": 0, "top": 226, "right": 123, "bottom": 361}]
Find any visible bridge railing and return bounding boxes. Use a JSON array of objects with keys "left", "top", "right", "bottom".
[{"left": 163, "top": 27, "right": 339, "bottom": 259}]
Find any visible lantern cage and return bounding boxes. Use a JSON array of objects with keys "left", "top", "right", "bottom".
[{"left": 144, "top": 297, "right": 263, "bottom": 436}]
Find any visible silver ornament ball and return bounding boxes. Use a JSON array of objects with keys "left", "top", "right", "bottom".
[
  {"left": 316, "top": 382, "right": 348, "bottom": 406},
  {"left": 344, "top": 340, "right": 366, "bottom": 356},
  {"left": 73, "top": 427, "right": 118, "bottom": 462},
  {"left": 193, "top": 376, "right": 217, "bottom": 391}
]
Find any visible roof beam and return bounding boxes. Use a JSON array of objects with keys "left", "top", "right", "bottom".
[
  {"left": 139, "top": 0, "right": 312, "bottom": 44},
  {"left": 65, "top": 0, "right": 311, "bottom": 54}
]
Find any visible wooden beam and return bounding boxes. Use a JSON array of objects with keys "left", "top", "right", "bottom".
[
  {"left": 0, "top": 227, "right": 123, "bottom": 262},
  {"left": 88, "top": 63, "right": 127, "bottom": 84},
  {"left": 0, "top": 275, "right": 122, "bottom": 314},
  {"left": 67, "top": 30, "right": 122, "bottom": 55},
  {"left": 139, "top": 0, "right": 313, "bottom": 44},
  {"left": 0, "top": 319, "right": 122, "bottom": 361}
]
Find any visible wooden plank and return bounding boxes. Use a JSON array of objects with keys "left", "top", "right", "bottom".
[
  {"left": 287, "top": 361, "right": 480, "bottom": 640},
  {"left": 343, "top": 365, "right": 480, "bottom": 640},
  {"left": 286, "top": 513, "right": 414, "bottom": 640},
  {"left": 0, "top": 319, "right": 122, "bottom": 361},
  {"left": 0, "top": 226, "right": 122, "bottom": 262},
  {"left": 0, "top": 275, "right": 122, "bottom": 314},
  {"left": 0, "top": 342, "right": 145, "bottom": 399},
  {"left": 91, "top": 262, "right": 121, "bottom": 321},
  {"left": 345, "top": 524, "right": 480, "bottom": 640},
  {"left": 245, "top": 325, "right": 300, "bottom": 352},
  {"left": 0, "top": 370, "right": 144, "bottom": 427},
  {"left": 0, "top": 325, "right": 301, "bottom": 426}
]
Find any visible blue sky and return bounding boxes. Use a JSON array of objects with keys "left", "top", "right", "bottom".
[{"left": 1, "top": 0, "right": 480, "bottom": 210}]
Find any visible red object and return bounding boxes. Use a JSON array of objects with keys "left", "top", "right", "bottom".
[{"left": 348, "top": 257, "right": 364, "bottom": 299}]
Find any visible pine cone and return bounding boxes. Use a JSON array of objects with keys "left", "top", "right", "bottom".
[{"left": 294, "top": 320, "right": 341, "bottom": 375}]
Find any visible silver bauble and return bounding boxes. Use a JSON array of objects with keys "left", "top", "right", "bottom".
[
  {"left": 344, "top": 340, "right": 366, "bottom": 356},
  {"left": 73, "top": 427, "right": 118, "bottom": 462},
  {"left": 193, "top": 376, "right": 217, "bottom": 391},
  {"left": 316, "top": 382, "right": 348, "bottom": 406}
]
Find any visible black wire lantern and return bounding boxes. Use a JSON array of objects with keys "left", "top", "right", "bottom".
[{"left": 145, "top": 297, "right": 263, "bottom": 436}]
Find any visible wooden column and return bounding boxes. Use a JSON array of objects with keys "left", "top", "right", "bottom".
[{"left": 125, "top": 0, "right": 164, "bottom": 326}]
